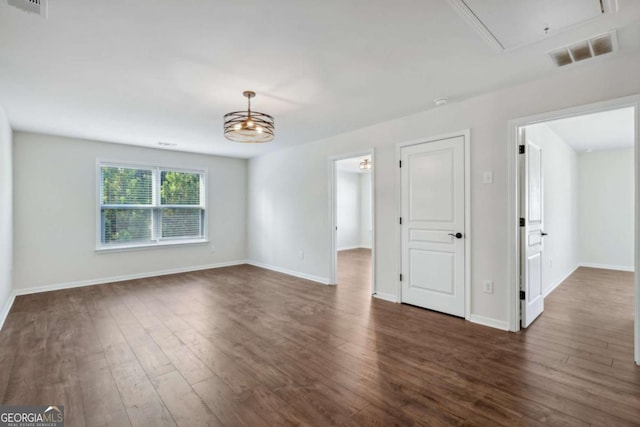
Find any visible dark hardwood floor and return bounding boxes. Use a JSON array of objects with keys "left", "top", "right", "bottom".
[{"left": 0, "top": 253, "right": 638, "bottom": 426}]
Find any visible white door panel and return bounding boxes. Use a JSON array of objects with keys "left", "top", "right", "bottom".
[
  {"left": 409, "top": 249, "right": 455, "bottom": 294},
  {"left": 409, "top": 149, "right": 455, "bottom": 222},
  {"left": 401, "top": 136, "right": 465, "bottom": 317},
  {"left": 528, "top": 142, "right": 542, "bottom": 222},
  {"left": 521, "top": 134, "right": 545, "bottom": 328}
]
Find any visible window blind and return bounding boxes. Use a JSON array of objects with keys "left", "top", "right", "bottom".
[
  {"left": 101, "top": 166, "right": 153, "bottom": 205},
  {"left": 160, "top": 171, "right": 201, "bottom": 205},
  {"left": 99, "top": 163, "right": 205, "bottom": 248},
  {"left": 161, "top": 208, "right": 203, "bottom": 238}
]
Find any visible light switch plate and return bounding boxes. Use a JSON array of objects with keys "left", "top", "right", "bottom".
[
  {"left": 483, "top": 280, "right": 494, "bottom": 294},
  {"left": 482, "top": 171, "right": 493, "bottom": 184}
]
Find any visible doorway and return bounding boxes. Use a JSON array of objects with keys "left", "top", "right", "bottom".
[
  {"left": 396, "top": 130, "right": 471, "bottom": 318},
  {"left": 329, "top": 151, "right": 375, "bottom": 295},
  {"left": 508, "top": 96, "right": 640, "bottom": 364}
]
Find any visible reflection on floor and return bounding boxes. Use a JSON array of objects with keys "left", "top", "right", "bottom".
[
  {"left": 0, "top": 262, "right": 638, "bottom": 425},
  {"left": 525, "top": 266, "right": 635, "bottom": 369},
  {"left": 337, "top": 248, "right": 371, "bottom": 297}
]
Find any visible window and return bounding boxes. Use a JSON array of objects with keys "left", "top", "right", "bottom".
[{"left": 98, "top": 162, "right": 206, "bottom": 250}]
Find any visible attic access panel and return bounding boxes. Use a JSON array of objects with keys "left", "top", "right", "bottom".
[{"left": 450, "top": 0, "right": 616, "bottom": 51}]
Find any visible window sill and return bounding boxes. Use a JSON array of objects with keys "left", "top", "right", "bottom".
[{"left": 95, "top": 239, "right": 209, "bottom": 253}]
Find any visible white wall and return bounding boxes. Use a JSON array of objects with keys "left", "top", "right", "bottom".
[
  {"left": 248, "top": 53, "right": 640, "bottom": 327},
  {"left": 526, "top": 123, "right": 580, "bottom": 296},
  {"left": 0, "top": 104, "right": 13, "bottom": 323},
  {"left": 13, "top": 132, "right": 247, "bottom": 292},
  {"left": 579, "top": 148, "right": 635, "bottom": 270},
  {"left": 360, "top": 172, "right": 372, "bottom": 249},
  {"left": 337, "top": 171, "right": 361, "bottom": 250},
  {"left": 336, "top": 170, "right": 372, "bottom": 250}
]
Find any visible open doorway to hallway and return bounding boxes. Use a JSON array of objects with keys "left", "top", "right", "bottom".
[
  {"left": 512, "top": 100, "right": 638, "bottom": 364},
  {"left": 330, "top": 153, "right": 374, "bottom": 296}
]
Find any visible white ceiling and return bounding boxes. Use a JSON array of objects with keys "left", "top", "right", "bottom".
[
  {"left": 1, "top": 1, "right": 640, "bottom": 158},
  {"left": 337, "top": 155, "right": 372, "bottom": 174},
  {"left": 542, "top": 107, "right": 635, "bottom": 152}
]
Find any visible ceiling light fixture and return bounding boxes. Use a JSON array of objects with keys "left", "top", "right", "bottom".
[
  {"left": 434, "top": 97, "right": 448, "bottom": 106},
  {"left": 359, "top": 159, "right": 372, "bottom": 171},
  {"left": 224, "top": 91, "right": 275, "bottom": 143}
]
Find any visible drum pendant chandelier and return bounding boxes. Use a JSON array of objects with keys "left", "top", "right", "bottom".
[{"left": 223, "top": 91, "right": 275, "bottom": 143}]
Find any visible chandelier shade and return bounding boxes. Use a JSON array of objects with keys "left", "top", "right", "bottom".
[{"left": 224, "top": 91, "right": 275, "bottom": 143}]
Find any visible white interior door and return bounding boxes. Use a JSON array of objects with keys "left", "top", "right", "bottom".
[
  {"left": 401, "top": 136, "right": 465, "bottom": 317},
  {"left": 521, "top": 132, "right": 545, "bottom": 328}
]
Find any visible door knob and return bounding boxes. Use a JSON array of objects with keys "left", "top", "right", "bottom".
[
  {"left": 448, "top": 232, "right": 463, "bottom": 239},
  {"left": 541, "top": 231, "right": 548, "bottom": 236}
]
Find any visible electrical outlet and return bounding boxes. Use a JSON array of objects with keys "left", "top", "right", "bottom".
[
  {"left": 482, "top": 171, "right": 493, "bottom": 184},
  {"left": 482, "top": 280, "right": 494, "bottom": 294},
  {"left": 299, "top": 250, "right": 304, "bottom": 260},
  {"left": 210, "top": 245, "right": 217, "bottom": 253}
]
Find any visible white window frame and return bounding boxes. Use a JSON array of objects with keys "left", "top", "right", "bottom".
[{"left": 96, "top": 160, "right": 208, "bottom": 252}]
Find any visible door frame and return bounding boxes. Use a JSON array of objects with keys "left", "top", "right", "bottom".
[
  {"left": 395, "top": 129, "right": 472, "bottom": 319},
  {"left": 506, "top": 95, "right": 640, "bottom": 364},
  {"left": 328, "top": 149, "right": 376, "bottom": 295}
]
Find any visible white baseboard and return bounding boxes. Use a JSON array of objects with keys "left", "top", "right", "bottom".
[
  {"left": 372, "top": 292, "right": 398, "bottom": 303},
  {"left": 247, "top": 260, "right": 330, "bottom": 285},
  {"left": 468, "top": 314, "right": 510, "bottom": 331},
  {"left": 579, "top": 262, "right": 634, "bottom": 272},
  {"left": 337, "top": 246, "right": 371, "bottom": 251},
  {"left": 13, "top": 260, "right": 248, "bottom": 296},
  {"left": 544, "top": 264, "right": 580, "bottom": 297},
  {"left": 0, "top": 293, "right": 16, "bottom": 332}
]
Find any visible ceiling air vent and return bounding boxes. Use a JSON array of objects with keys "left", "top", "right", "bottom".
[
  {"left": 548, "top": 30, "right": 618, "bottom": 67},
  {"left": 7, "top": 0, "right": 47, "bottom": 17}
]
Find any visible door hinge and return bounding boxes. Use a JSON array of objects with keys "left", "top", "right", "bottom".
[
  {"left": 399, "top": 274, "right": 403, "bottom": 282},
  {"left": 520, "top": 290, "right": 525, "bottom": 300},
  {"left": 519, "top": 218, "right": 525, "bottom": 227},
  {"left": 519, "top": 145, "right": 525, "bottom": 154},
  {"left": 399, "top": 217, "right": 402, "bottom": 225},
  {"left": 399, "top": 160, "right": 402, "bottom": 168}
]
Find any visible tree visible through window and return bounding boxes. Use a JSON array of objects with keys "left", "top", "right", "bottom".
[{"left": 99, "top": 163, "right": 205, "bottom": 248}]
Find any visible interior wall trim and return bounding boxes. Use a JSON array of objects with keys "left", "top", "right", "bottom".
[
  {"left": 579, "top": 262, "right": 635, "bottom": 272},
  {"left": 0, "top": 293, "right": 16, "bottom": 332},
  {"left": 337, "top": 245, "right": 372, "bottom": 251},
  {"left": 544, "top": 265, "right": 580, "bottom": 298},
  {"left": 469, "top": 314, "right": 510, "bottom": 331},
  {"left": 247, "top": 260, "right": 330, "bottom": 285},
  {"left": 13, "top": 260, "right": 248, "bottom": 296},
  {"left": 372, "top": 292, "right": 398, "bottom": 303}
]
